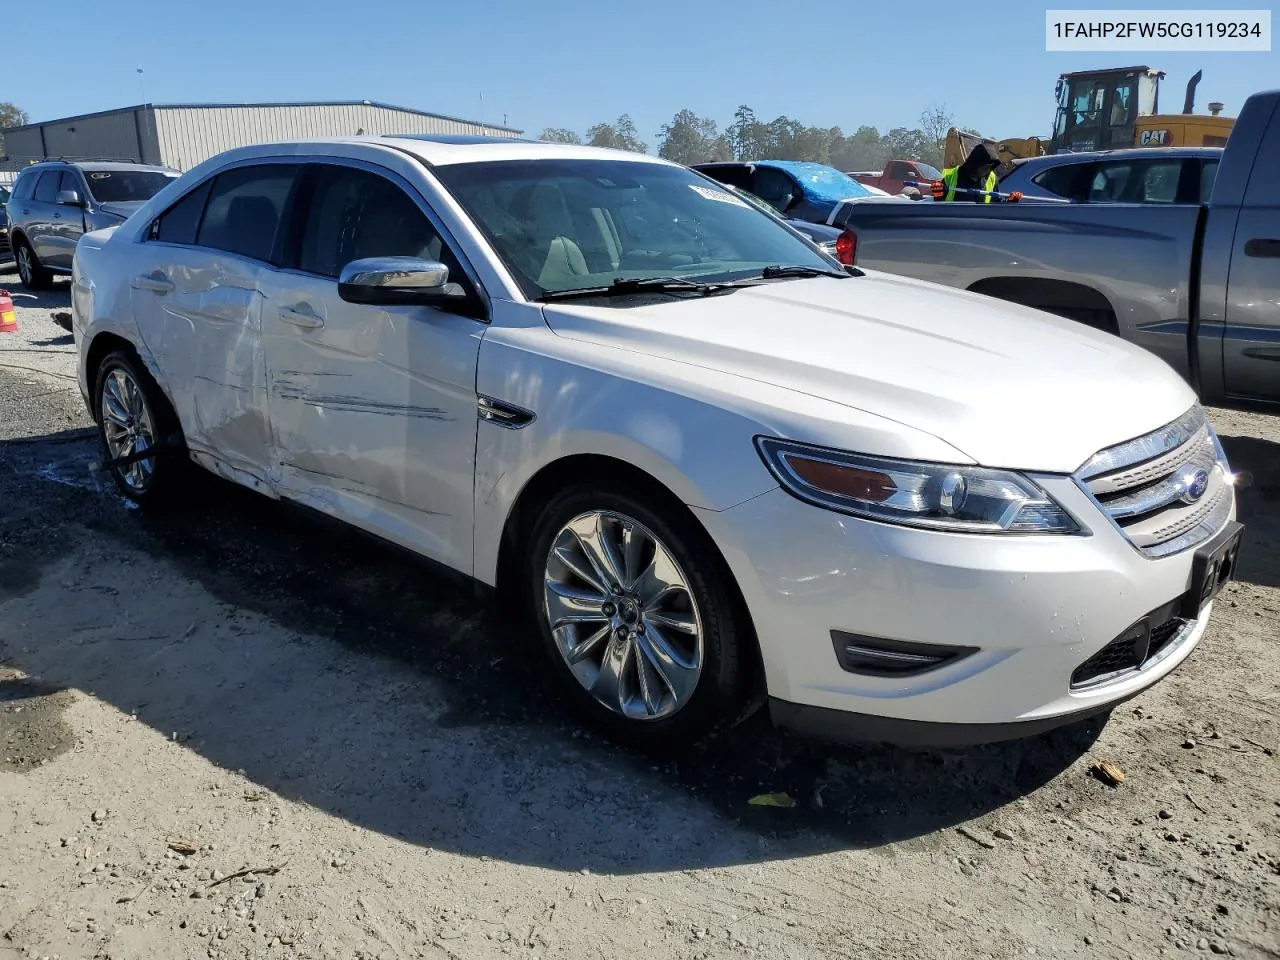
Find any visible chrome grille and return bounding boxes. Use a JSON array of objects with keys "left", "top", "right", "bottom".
[{"left": 1076, "top": 405, "right": 1233, "bottom": 559}]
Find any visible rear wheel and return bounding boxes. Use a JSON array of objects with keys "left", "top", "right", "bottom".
[
  {"left": 13, "top": 238, "right": 54, "bottom": 291},
  {"left": 526, "top": 485, "right": 757, "bottom": 748},
  {"left": 94, "top": 350, "right": 183, "bottom": 505}
]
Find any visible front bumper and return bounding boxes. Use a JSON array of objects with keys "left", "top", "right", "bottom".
[{"left": 694, "top": 475, "right": 1234, "bottom": 745}]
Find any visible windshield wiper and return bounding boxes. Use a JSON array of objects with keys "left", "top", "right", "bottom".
[
  {"left": 537, "top": 276, "right": 733, "bottom": 302},
  {"left": 759, "top": 264, "right": 849, "bottom": 279}
]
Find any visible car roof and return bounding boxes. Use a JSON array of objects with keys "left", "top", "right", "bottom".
[
  {"left": 373, "top": 134, "right": 677, "bottom": 167},
  {"left": 20, "top": 159, "right": 179, "bottom": 173},
  {"left": 1012, "top": 146, "right": 1222, "bottom": 168}
]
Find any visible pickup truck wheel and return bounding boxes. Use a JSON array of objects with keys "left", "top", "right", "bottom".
[
  {"left": 94, "top": 350, "right": 183, "bottom": 505},
  {"left": 527, "top": 486, "right": 753, "bottom": 748},
  {"left": 13, "top": 238, "right": 54, "bottom": 291}
]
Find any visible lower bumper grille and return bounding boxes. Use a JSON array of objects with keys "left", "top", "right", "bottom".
[{"left": 1070, "top": 600, "right": 1192, "bottom": 690}]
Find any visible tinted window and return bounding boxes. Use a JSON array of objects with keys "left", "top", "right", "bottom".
[
  {"left": 153, "top": 181, "right": 213, "bottom": 245},
  {"left": 33, "top": 171, "right": 62, "bottom": 203},
  {"left": 1088, "top": 159, "right": 1181, "bottom": 203},
  {"left": 916, "top": 163, "right": 943, "bottom": 181},
  {"left": 11, "top": 171, "right": 36, "bottom": 201},
  {"left": 58, "top": 170, "right": 84, "bottom": 198},
  {"left": 297, "top": 165, "right": 444, "bottom": 278},
  {"left": 752, "top": 168, "right": 798, "bottom": 210},
  {"left": 196, "top": 165, "right": 298, "bottom": 263},
  {"left": 83, "top": 169, "right": 179, "bottom": 203},
  {"left": 1031, "top": 164, "right": 1081, "bottom": 199},
  {"left": 1200, "top": 160, "right": 1220, "bottom": 203},
  {"left": 0, "top": 185, "right": 10, "bottom": 204}
]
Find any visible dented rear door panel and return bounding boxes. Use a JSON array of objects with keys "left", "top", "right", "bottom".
[{"left": 129, "top": 247, "right": 275, "bottom": 491}]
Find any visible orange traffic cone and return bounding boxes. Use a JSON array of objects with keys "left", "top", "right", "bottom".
[{"left": 0, "top": 290, "right": 17, "bottom": 334}]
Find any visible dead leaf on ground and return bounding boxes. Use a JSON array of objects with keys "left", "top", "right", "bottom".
[
  {"left": 747, "top": 792, "right": 797, "bottom": 809},
  {"left": 1091, "top": 761, "right": 1127, "bottom": 787},
  {"left": 168, "top": 839, "right": 199, "bottom": 855}
]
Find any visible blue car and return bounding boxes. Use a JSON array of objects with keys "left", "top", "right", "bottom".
[{"left": 693, "top": 160, "right": 906, "bottom": 229}]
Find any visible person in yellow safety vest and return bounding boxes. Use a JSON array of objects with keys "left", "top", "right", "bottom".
[{"left": 938, "top": 142, "right": 1002, "bottom": 202}]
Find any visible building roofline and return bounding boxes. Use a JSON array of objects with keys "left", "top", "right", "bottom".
[{"left": 2, "top": 100, "right": 521, "bottom": 135}]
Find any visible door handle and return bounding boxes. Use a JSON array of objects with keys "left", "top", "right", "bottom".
[
  {"left": 132, "top": 274, "right": 174, "bottom": 294},
  {"left": 1244, "top": 238, "right": 1280, "bottom": 259},
  {"left": 278, "top": 307, "right": 324, "bottom": 329}
]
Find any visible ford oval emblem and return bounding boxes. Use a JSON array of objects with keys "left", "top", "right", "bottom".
[{"left": 1181, "top": 468, "right": 1210, "bottom": 504}]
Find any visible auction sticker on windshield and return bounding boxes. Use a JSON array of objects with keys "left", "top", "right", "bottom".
[{"left": 688, "top": 184, "right": 749, "bottom": 206}]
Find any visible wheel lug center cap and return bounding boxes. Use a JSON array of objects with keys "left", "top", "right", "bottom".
[{"left": 618, "top": 599, "right": 639, "bottom": 624}]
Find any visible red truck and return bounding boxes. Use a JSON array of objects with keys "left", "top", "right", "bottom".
[{"left": 850, "top": 159, "right": 943, "bottom": 195}]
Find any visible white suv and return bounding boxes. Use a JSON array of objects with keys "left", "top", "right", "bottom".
[{"left": 71, "top": 134, "right": 1241, "bottom": 748}]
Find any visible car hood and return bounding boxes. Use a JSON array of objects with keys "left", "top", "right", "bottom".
[
  {"left": 540, "top": 272, "right": 1197, "bottom": 474},
  {"left": 97, "top": 201, "right": 146, "bottom": 219}
]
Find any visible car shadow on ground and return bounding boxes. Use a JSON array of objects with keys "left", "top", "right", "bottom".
[
  {"left": 0, "top": 429, "right": 1106, "bottom": 874},
  {"left": 1217, "top": 432, "right": 1280, "bottom": 590}
]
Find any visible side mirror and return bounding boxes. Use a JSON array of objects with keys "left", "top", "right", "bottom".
[
  {"left": 56, "top": 189, "right": 83, "bottom": 207},
  {"left": 337, "top": 257, "right": 464, "bottom": 306}
]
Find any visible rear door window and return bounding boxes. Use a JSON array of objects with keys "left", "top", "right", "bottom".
[
  {"left": 195, "top": 164, "right": 300, "bottom": 263},
  {"left": 33, "top": 171, "right": 62, "bottom": 203}
]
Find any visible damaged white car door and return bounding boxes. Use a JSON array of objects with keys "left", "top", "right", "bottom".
[
  {"left": 258, "top": 160, "right": 485, "bottom": 572},
  {"left": 130, "top": 161, "right": 301, "bottom": 492}
]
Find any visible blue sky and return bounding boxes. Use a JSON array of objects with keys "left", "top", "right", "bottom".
[{"left": 5, "top": 0, "right": 1275, "bottom": 149}]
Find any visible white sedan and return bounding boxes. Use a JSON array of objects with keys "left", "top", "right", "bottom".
[{"left": 71, "top": 135, "right": 1240, "bottom": 748}]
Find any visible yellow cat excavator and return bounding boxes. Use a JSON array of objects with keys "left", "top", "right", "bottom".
[{"left": 943, "top": 67, "right": 1235, "bottom": 173}]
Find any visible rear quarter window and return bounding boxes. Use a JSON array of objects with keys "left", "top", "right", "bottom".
[
  {"left": 1030, "top": 164, "right": 1082, "bottom": 199},
  {"left": 11, "top": 170, "right": 37, "bottom": 201}
]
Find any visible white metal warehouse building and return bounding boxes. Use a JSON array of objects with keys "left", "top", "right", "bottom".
[{"left": 1, "top": 100, "right": 523, "bottom": 174}]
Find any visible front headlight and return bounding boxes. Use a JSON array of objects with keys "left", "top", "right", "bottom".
[{"left": 755, "top": 437, "right": 1082, "bottom": 534}]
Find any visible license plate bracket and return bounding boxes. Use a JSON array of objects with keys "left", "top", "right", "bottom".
[{"left": 1179, "top": 521, "right": 1244, "bottom": 620}]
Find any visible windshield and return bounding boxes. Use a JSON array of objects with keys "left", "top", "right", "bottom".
[
  {"left": 83, "top": 170, "right": 179, "bottom": 204},
  {"left": 0, "top": 186, "right": 10, "bottom": 204},
  {"left": 433, "top": 158, "right": 836, "bottom": 298}
]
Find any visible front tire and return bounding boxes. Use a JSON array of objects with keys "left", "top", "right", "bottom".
[
  {"left": 526, "top": 485, "right": 756, "bottom": 748},
  {"left": 94, "top": 350, "right": 182, "bottom": 505},
  {"left": 13, "top": 238, "right": 53, "bottom": 291}
]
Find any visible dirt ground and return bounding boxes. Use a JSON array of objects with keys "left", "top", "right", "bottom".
[{"left": 2, "top": 273, "right": 1277, "bottom": 960}]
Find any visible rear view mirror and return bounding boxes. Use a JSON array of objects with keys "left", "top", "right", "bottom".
[
  {"left": 56, "top": 190, "right": 83, "bottom": 207},
  {"left": 337, "top": 257, "right": 464, "bottom": 306}
]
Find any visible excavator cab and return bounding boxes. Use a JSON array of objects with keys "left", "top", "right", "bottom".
[{"left": 1051, "top": 66, "right": 1163, "bottom": 153}]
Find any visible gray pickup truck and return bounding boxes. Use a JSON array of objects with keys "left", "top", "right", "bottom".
[{"left": 838, "top": 89, "right": 1280, "bottom": 406}]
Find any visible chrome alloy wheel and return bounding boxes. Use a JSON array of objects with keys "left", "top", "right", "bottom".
[
  {"left": 100, "top": 368, "right": 157, "bottom": 491},
  {"left": 542, "top": 511, "right": 704, "bottom": 721},
  {"left": 16, "top": 245, "right": 33, "bottom": 286}
]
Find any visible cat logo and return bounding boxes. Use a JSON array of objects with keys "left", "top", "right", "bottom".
[{"left": 1140, "top": 129, "right": 1172, "bottom": 146}]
